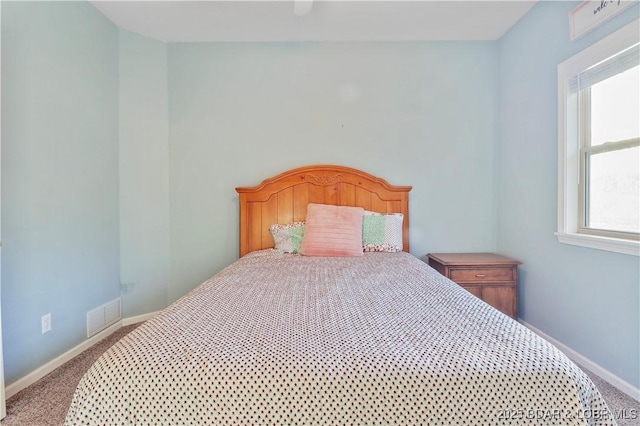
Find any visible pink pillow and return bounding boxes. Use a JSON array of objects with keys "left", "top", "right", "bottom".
[{"left": 300, "top": 203, "right": 364, "bottom": 257}]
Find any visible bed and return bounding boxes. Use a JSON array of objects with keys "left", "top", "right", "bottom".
[{"left": 66, "top": 165, "right": 616, "bottom": 425}]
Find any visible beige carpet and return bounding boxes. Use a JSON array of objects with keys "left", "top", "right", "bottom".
[
  {"left": 1, "top": 324, "right": 638, "bottom": 426},
  {"left": 1, "top": 324, "right": 139, "bottom": 426}
]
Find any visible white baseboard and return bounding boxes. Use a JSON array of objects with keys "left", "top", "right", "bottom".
[
  {"left": 122, "top": 310, "right": 160, "bottom": 326},
  {"left": 5, "top": 311, "right": 159, "bottom": 399},
  {"left": 521, "top": 320, "right": 640, "bottom": 402}
]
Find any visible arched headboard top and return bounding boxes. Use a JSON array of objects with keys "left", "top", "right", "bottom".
[{"left": 236, "top": 165, "right": 412, "bottom": 257}]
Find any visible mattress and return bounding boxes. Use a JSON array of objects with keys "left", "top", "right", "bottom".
[{"left": 66, "top": 250, "right": 615, "bottom": 425}]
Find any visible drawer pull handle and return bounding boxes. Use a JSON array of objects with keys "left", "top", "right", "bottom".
[{"left": 475, "top": 274, "right": 486, "bottom": 278}]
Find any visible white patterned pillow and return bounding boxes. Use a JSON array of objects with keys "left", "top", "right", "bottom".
[
  {"left": 270, "top": 222, "right": 305, "bottom": 254},
  {"left": 362, "top": 211, "right": 403, "bottom": 252}
]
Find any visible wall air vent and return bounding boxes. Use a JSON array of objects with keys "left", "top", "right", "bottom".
[{"left": 86, "top": 298, "right": 121, "bottom": 338}]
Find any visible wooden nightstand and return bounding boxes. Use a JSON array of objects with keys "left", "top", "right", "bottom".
[{"left": 427, "top": 253, "right": 521, "bottom": 319}]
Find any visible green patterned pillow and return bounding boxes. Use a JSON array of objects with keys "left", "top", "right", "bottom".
[
  {"left": 362, "top": 212, "right": 403, "bottom": 252},
  {"left": 270, "top": 222, "right": 305, "bottom": 253}
]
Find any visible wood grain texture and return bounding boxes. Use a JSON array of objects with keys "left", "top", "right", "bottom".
[
  {"left": 236, "top": 165, "right": 412, "bottom": 257},
  {"left": 427, "top": 252, "right": 520, "bottom": 319}
]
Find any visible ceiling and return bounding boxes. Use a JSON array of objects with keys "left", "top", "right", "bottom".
[{"left": 91, "top": 1, "right": 538, "bottom": 42}]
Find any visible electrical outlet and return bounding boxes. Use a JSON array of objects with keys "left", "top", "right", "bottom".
[{"left": 41, "top": 313, "right": 52, "bottom": 334}]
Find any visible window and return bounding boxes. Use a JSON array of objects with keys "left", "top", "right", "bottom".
[
  {"left": 578, "top": 49, "right": 639, "bottom": 238},
  {"left": 557, "top": 20, "right": 640, "bottom": 256}
]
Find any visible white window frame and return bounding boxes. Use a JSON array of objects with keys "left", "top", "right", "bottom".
[{"left": 557, "top": 19, "right": 640, "bottom": 256}]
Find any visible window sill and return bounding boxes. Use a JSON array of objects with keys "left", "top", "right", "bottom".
[{"left": 555, "top": 232, "right": 640, "bottom": 256}]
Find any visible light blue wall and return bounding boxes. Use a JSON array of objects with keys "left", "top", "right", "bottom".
[
  {"left": 3, "top": 0, "right": 635, "bottom": 393},
  {"left": 1, "top": 2, "right": 120, "bottom": 383},
  {"left": 167, "top": 42, "right": 499, "bottom": 300},
  {"left": 497, "top": 2, "right": 640, "bottom": 388},
  {"left": 119, "top": 29, "right": 170, "bottom": 317},
  {"left": 1, "top": 3, "right": 501, "bottom": 380}
]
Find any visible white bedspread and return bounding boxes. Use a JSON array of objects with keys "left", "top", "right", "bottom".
[{"left": 66, "top": 250, "right": 615, "bottom": 425}]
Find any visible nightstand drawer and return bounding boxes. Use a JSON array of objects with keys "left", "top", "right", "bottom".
[
  {"left": 449, "top": 267, "right": 514, "bottom": 282},
  {"left": 427, "top": 253, "right": 521, "bottom": 319}
]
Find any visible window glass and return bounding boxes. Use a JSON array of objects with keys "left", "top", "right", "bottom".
[
  {"left": 586, "top": 146, "right": 639, "bottom": 233},
  {"left": 590, "top": 65, "right": 639, "bottom": 146}
]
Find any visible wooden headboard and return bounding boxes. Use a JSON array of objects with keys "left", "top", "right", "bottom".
[{"left": 235, "top": 165, "right": 412, "bottom": 257}]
